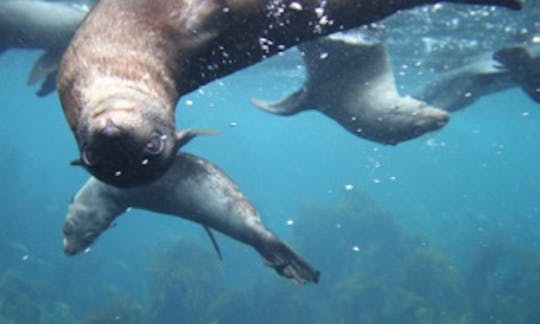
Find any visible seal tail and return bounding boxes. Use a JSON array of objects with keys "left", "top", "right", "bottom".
[
  {"left": 255, "top": 235, "right": 320, "bottom": 284},
  {"left": 250, "top": 87, "right": 310, "bottom": 116}
]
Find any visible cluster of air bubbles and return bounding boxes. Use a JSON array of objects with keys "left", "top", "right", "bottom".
[
  {"left": 185, "top": 99, "right": 194, "bottom": 106},
  {"left": 311, "top": 0, "right": 333, "bottom": 34},
  {"left": 344, "top": 184, "right": 354, "bottom": 191},
  {"left": 266, "top": 0, "right": 287, "bottom": 18},
  {"left": 491, "top": 142, "right": 504, "bottom": 155},
  {"left": 259, "top": 37, "right": 274, "bottom": 54},
  {"left": 286, "top": 219, "right": 294, "bottom": 226},
  {"left": 425, "top": 138, "right": 446, "bottom": 148},
  {"left": 114, "top": 170, "right": 122, "bottom": 177}
]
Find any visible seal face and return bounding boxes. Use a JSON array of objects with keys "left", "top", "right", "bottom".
[{"left": 74, "top": 95, "right": 178, "bottom": 187}]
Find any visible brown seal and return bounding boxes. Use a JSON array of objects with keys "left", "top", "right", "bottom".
[
  {"left": 63, "top": 152, "right": 320, "bottom": 284},
  {"left": 57, "top": 0, "right": 522, "bottom": 187},
  {"left": 252, "top": 33, "right": 449, "bottom": 145}
]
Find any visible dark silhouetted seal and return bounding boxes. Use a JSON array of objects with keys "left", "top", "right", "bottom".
[
  {"left": 414, "top": 44, "right": 540, "bottom": 112},
  {"left": 63, "top": 152, "right": 319, "bottom": 284},
  {"left": 252, "top": 33, "right": 449, "bottom": 145},
  {"left": 0, "top": 0, "right": 89, "bottom": 96},
  {"left": 493, "top": 45, "right": 540, "bottom": 103},
  {"left": 57, "top": 0, "right": 522, "bottom": 187}
]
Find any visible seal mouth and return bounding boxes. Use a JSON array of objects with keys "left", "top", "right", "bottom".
[
  {"left": 63, "top": 238, "right": 79, "bottom": 256},
  {"left": 91, "top": 105, "right": 135, "bottom": 118}
]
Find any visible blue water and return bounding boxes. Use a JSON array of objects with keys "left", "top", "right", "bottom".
[{"left": 2, "top": 2, "right": 540, "bottom": 323}]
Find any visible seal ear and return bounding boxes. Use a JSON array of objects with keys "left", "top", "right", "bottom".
[
  {"left": 70, "top": 158, "right": 83, "bottom": 166},
  {"left": 175, "top": 129, "right": 218, "bottom": 148}
]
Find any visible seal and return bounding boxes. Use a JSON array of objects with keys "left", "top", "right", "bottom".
[
  {"left": 252, "top": 33, "right": 449, "bottom": 145},
  {"left": 57, "top": 0, "right": 523, "bottom": 187},
  {"left": 63, "top": 152, "right": 320, "bottom": 284},
  {"left": 493, "top": 45, "right": 540, "bottom": 104},
  {"left": 0, "top": 0, "right": 89, "bottom": 96},
  {"left": 413, "top": 53, "right": 514, "bottom": 112},
  {"left": 413, "top": 44, "right": 540, "bottom": 112}
]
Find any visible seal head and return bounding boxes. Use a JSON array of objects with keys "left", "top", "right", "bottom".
[{"left": 72, "top": 95, "right": 191, "bottom": 187}]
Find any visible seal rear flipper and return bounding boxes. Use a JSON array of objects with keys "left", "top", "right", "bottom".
[
  {"left": 36, "top": 70, "right": 58, "bottom": 97},
  {"left": 255, "top": 235, "right": 320, "bottom": 284},
  {"left": 251, "top": 88, "right": 310, "bottom": 116}
]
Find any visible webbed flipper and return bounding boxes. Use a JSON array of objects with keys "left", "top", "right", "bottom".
[
  {"left": 255, "top": 234, "right": 320, "bottom": 284},
  {"left": 36, "top": 70, "right": 57, "bottom": 97},
  {"left": 251, "top": 88, "right": 310, "bottom": 116},
  {"left": 203, "top": 225, "right": 222, "bottom": 261}
]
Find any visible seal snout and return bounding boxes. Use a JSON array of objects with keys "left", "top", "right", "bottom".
[
  {"left": 100, "top": 119, "right": 122, "bottom": 137},
  {"left": 420, "top": 106, "right": 450, "bottom": 128}
]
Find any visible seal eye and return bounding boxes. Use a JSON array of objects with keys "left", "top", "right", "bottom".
[
  {"left": 144, "top": 133, "right": 165, "bottom": 155},
  {"left": 63, "top": 220, "right": 76, "bottom": 236},
  {"left": 82, "top": 146, "right": 97, "bottom": 166}
]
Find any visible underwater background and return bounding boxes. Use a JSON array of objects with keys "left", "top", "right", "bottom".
[{"left": 1, "top": 1, "right": 540, "bottom": 323}]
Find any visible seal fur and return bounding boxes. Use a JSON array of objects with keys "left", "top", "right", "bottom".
[
  {"left": 57, "top": 0, "right": 523, "bottom": 186},
  {"left": 63, "top": 152, "right": 320, "bottom": 284},
  {"left": 252, "top": 34, "right": 450, "bottom": 145}
]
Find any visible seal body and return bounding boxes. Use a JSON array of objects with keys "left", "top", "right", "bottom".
[
  {"left": 252, "top": 33, "right": 449, "bottom": 145},
  {"left": 493, "top": 45, "right": 540, "bottom": 104},
  {"left": 63, "top": 152, "right": 320, "bottom": 284},
  {"left": 57, "top": 0, "right": 522, "bottom": 187},
  {"left": 0, "top": 0, "right": 89, "bottom": 95},
  {"left": 413, "top": 54, "right": 515, "bottom": 112},
  {"left": 414, "top": 44, "right": 540, "bottom": 112}
]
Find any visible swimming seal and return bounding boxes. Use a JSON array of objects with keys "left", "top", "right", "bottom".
[
  {"left": 413, "top": 44, "right": 540, "bottom": 112},
  {"left": 493, "top": 45, "right": 540, "bottom": 104},
  {"left": 63, "top": 152, "right": 320, "bottom": 284},
  {"left": 57, "top": 0, "right": 523, "bottom": 187},
  {"left": 252, "top": 33, "right": 449, "bottom": 145},
  {"left": 0, "top": 0, "right": 89, "bottom": 96}
]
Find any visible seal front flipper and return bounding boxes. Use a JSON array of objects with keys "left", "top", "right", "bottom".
[
  {"left": 36, "top": 70, "right": 57, "bottom": 97},
  {"left": 202, "top": 225, "right": 223, "bottom": 261},
  {"left": 251, "top": 88, "right": 311, "bottom": 116},
  {"left": 254, "top": 234, "right": 320, "bottom": 284},
  {"left": 27, "top": 49, "right": 63, "bottom": 96},
  {"left": 175, "top": 128, "right": 218, "bottom": 148}
]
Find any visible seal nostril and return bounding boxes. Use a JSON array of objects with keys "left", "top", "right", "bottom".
[{"left": 101, "top": 119, "right": 121, "bottom": 137}]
